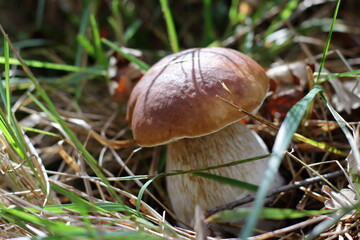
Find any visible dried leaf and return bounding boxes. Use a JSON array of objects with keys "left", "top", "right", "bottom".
[
  {"left": 108, "top": 47, "right": 144, "bottom": 102},
  {"left": 347, "top": 125, "right": 360, "bottom": 178}
]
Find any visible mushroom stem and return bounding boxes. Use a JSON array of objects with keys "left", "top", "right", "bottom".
[{"left": 166, "top": 122, "right": 284, "bottom": 224}]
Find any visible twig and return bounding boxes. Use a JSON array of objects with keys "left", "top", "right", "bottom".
[{"left": 207, "top": 170, "right": 344, "bottom": 215}]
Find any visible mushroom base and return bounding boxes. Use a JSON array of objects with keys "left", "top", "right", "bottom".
[{"left": 166, "top": 122, "right": 284, "bottom": 226}]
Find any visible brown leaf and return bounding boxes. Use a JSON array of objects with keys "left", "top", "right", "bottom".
[{"left": 108, "top": 47, "right": 144, "bottom": 102}]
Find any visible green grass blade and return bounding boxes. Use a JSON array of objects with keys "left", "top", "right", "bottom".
[
  {"left": 109, "top": 0, "right": 124, "bottom": 44},
  {"left": 165, "top": 154, "right": 271, "bottom": 178},
  {"left": 50, "top": 184, "right": 109, "bottom": 214},
  {"left": 0, "top": 110, "right": 26, "bottom": 159},
  {"left": 0, "top": 79, "right": 5, "bottom": 105},
  {"left": 75, "top": 0, "right": 91, "bottom": 66},
  {"left": 315, "top": 0, "right": 342, "bottom": 84},
  {"left": 159, "top": 0, "right": 179, "bottom": 52},
  {"left": 6, "top": 39, "right": 48, "bottom": 50},
  {"left": 194, "top": 172, "right": 258, "bottom": 192},
  {"left": 136, "top": 176, "right": 158, "bottom": 214},
  {"left": 102, "top": 38, "right": 149, "bottom": 71},
  {"left": 21, "top": 126, "right": 61, "bottom": 138},
  {"left": 317, "top": 69, "right": 360, "bottom": 83},
  {"left": 208, "top": 208, "right": 334, "bottom": 222},
  {"left": 241, "top": 85, "right": 323, "bottom": 238},
  {"left": 228, "top": 0, "right": 241, "bottom": 27},
  {"left": 35, "top": 0, "right": 45, "bottom": 29},
  {"left": 124, "top": 19, "right": 142, "bottom": 42},
  {"left": 30, "top": 202, "right": 136, "bottom": 215},
  {"left": 0, "top": 206, "right": 87, "bottom": 236},
  {"left": 0, "top": 56, "right": 106, "bottom": 75},
  {"left": 4, "top": 37, "right": 11, "bottom": 119},
  {"left": 90, "top": 14, "right": 106, "bottom": 66},
  {"left": 265, "top": 0, "right": 299, "bottom": 37},
  {"left": 77, "top": 33, "right": 96, "bottom": 57},
  {"left": 203, "top": 0, "right": 216, "bottom": 44},
  {"left": 293, "top": 133, "right": 347, "bottom": 156}
]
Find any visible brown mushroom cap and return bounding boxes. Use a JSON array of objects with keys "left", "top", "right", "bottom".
[{"left": 126, "top": 47, "right": 269, "bottom": 147}]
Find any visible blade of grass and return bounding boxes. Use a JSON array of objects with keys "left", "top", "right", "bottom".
[
  {"left": 208, "top": 208, "right": 334, "bottom": 223},
  {"left": 108, "top": 0, "right": 124, "bottom": 43},
  {"left": 101, "top": 38, "right": 149, "bottom": 71},
  {"left": 0, "top": 79, "right": 5, "bottom": 105},
  {"left": 29, "top": 202, "right": 135, "bottom": 215},
  {"left": 50, "top": 184, "right": 108, "bottom": 214},
  {"left": 0, "top": 39, "right": 48, "bottom": 52},
  {"left": 203, "top": 0, "right": 216, "bottom": 45},
  {"left": 293, "top": 132, "right": 347, "bottom": 156},
  {"left": 265, "top": 0, "right": 299, "bottom": 37},
  {"left": 228, "top": 0, "right": 241, "bottom": 27},
  {"left": 0, "top": 206, "right": 87, "bottom": 236},
  {"left": 77, "top": 34, "right": 96, "bottom": 57},
  {"left": 90, "top": 14, "right": 106, "bottom": 66},
  {"left": 35, "top": 0, "right": 45, "bottom": 29},
  {"left": 75, "top": 15, "right": 106, "bottom": 102},
  {"left": 0, "top": 109, "right": 27, "bottom": 160},
  {"left": 124, "top": 19, "right": 142, "bottom": 42},
  {"left": 159, "top": 0, "right": 179, "bottom": 52},
  {"left": 75, "top": 0, "right": 91, "bottom": 66},
  {"left": 241, "top": 85, "right": 324, "bottom": 238},
  {"left": 317, "top": 69, "right": 360, "bottom": 83},
  {"left": 3, "top": 38, "right": 11, "bottom": 122},
  {"left": 136, "top": 176, "right": 158, "bottom": 214},
  {"left": 0, "top": 56, "right": 106, "bottom": 75},
  {"left": 21, "top": 126, "right": 61, "bottom": 138},
  {"left": 315, "top": 0, "right": 342, "bottom": 84},
  {"left": 194, "top": 172, "right": 258, "bottom": 192},
  {"left": 165, "top": 154, "right": 271, "bottom": 178}
]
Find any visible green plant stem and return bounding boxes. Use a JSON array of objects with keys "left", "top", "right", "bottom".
[
  {"left": 75, "top": 0, "right": 91, "bottom": 66},
  {"left": 0, "top": 57, "right": 106, "bottom": 75},
  {"left": 203, "top": 0, "right": 216, "bottom": 44},
  {"left": 4, "top": 38, "right": 11, "bottom": 121},
  {"left": 159, "top": 0, "right": 179, "bottom": 52},
  {"left": 315, "top": 0, "right": 342, "bottom": 84}
]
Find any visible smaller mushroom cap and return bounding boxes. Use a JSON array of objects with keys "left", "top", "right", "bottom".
[{"left": 127, "top": 47, "right": 269, "bottom": 146}]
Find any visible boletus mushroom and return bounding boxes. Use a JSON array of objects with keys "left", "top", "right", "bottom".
[{"left": 126, "top": 47, "right": 284, "bottom": 225}]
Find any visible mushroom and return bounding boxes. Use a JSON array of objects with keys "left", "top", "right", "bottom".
[{"left": 126, "top": 47, "right": 284, "bottom": 225}]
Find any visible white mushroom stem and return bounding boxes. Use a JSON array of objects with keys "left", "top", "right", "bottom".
[{"left": 166, "top": 121, "right": 284, "bottom": 224}]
